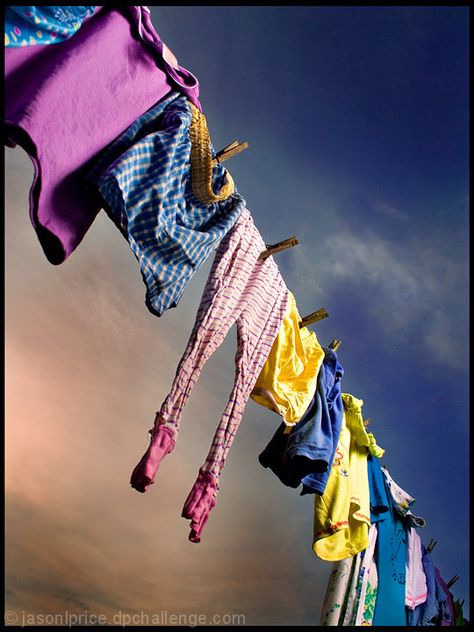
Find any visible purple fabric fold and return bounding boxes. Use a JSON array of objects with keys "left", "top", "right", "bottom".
[
  {"left": 4, "top": 6, "right": 200, "bottom": 264},
  {"left": 130, "top": 423, "right": 175, "bottom": 493}
]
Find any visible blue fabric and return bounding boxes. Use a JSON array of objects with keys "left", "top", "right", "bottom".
[
  {"left": 5, "top": 6, "right": 96, "bottom": 46},
  {"left": 368, "top": 454, "right": 390, "bottom": 520},
  {"left": 368, "top": 455, "right": 407, "bottom": 627},
  {"left": 88, "top": 92, "right": 246, "bottom": 317},
  {"left": 258, "top": 347, "right": 344, "bottom": 493},
  {"left": 408, "top": 549, "right": 454, "bottom": 626},
  {"left": 300, "top": 348, "right": 344, "bottom": 494},
  {"left": 407, "top": 545, "right": 438, "bottom": 626}
]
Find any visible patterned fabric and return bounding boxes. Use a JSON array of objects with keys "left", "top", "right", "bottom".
[
  {"left": 312, "top": 394, "right": 384, "bottom": 561},
  {"left": 130, "top": 209, "right": 289, "bottom": 542},
  {"left": 90, "top": 93, "right": 245, "bottom": 316},
  {"left": 342, "top": 548, "right": 365, "bottom": 626},
  {"left": 319, "top": 523, "right": 378, "bottom": 627},
  {"left": 352, "top": 523, "right": 379, "bottom": 626},
  {"left": 381, "top": 464, "right": 416, "bottom": 516},
  {"left": 4, "top": 6, "right": 96, "bottom": 47},
  {"left": 319, "top": 556, "right": 358, "bottom": 626}
]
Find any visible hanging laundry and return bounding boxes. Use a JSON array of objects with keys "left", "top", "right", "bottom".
[
  {"left": 258, "top": 345, "right": 343, "bottom": 490},
  {"left": 4, "top": 6, "right": 200, "bottom": 264},
  {"left": 319, "top": 556, "right": 360, "bottom": 626},
  {"left": 351, "top": 523, "right": 379, "bottom": 626},
  {"left": 319, "top": 523, "right": 378, "bottom": 626},
  {"left": 4, "top": 6, "right": 97, "bottom": 47},
  {"left": 250, "top": 291, "right": 324, "bottom": 424},
  {"left": 406, "top": 510, "right": 427, "bottom": 529},
  {"left": 130, "top": 209, "right": 289, "bottom": 542},
  {"left": 407, "top": 544, "right": 456, "bottom": 626},
  {"left": 299, "top": 346, "right": 344, "bottom": 495},
  {"left": 380, "top": 464, "right": 416, "bottom": 516},
  {"left": 379, "top": 462, "right": 429, "bottom": 616},
  {"left": 406, "top": 527, "right": 428, "bottom": 610},
  {"left": 320, "top": 457, "right": 385, "bottom": 626},
  {"left": 345, "top": 522, "right": 379, "bottom": 625},
  {"left": 433, "top": 567, "right": 455, "bottom": 626},
  {"left": 312, "top": 394, "right": 384, "bottom": 561},
  {"left": 88, "top": 93, "right": 245, "bottom": 316},
  {"left": 368, "top": 456, "right": 408, "bottom": 626}
]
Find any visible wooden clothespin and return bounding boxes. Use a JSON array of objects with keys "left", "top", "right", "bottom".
[
  {"left": 259, "top": 236, "right": 300, "bottom": 261},
  {"left": 211, "top": 140, "right": 249, "bottom": 166},
  {"left": 447, "top": 575, "right": 459, "bottom": 589},
  {"left": 299, "top": 308, "right": 329, "bottom": 328},
  {"left": 328, "top": 338, "right": 342, "bottom": 351},
  {"left": 427, "top": 538, "right": 437, "bottom": 553}
]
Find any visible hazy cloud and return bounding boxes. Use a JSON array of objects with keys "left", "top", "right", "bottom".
[
  {"left": 291, "top": 225, "right": 467, "bottom": 370},
  {"left": 371, "top": 198, "right": 409, "bottom": 221}
]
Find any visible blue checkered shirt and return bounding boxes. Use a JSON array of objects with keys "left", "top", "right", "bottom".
[{"left": 88, "top": 92, "right": 246, "bottom": 316}]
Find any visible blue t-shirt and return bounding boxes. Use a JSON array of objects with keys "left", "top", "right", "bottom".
[
  {"left": 368, "top": 454, "right": 408, "bottom": 626},
  {"left": 258, "top": 347, "right": 344, "bottom": 493}
]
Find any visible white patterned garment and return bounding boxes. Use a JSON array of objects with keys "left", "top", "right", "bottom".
[
  {"left": 353, "top": 523, "right": 379, "bottom": 625},
  {"left": 380, "top": 465, "right": 415, "bottom": 516},
  {"left": 320, "top": 557, "right": 357, "bottom": 625},
  {"left": 342, "top": 552, "right": 364, "bottom": 625},
  {"left": 320, "top": 525, "right": 379, "bottom": 626}
]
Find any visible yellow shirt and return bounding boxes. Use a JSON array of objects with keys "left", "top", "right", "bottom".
[
  {"left": 250, "top": 291, "right": 325, "bottom": 424},
  {"left": 313, "top": 393, "right": 384, "bottom": 561}
]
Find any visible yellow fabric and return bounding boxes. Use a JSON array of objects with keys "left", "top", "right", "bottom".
[
  {"left": 312, "top": 393, "right": 384, "bottom": 561},
  {"left": 250, "top": 291, "right": 325, "bottom": 424}
]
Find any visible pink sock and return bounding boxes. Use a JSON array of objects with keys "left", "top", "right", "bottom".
[
  {"left": 130, "top": 424, "right": 175, "bottom": 492},
  {"left": 181, "top": 469, "right": 219, "bottom": 542}
]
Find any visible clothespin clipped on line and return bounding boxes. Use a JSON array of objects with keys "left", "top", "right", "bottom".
[
  {"left": 426, "top": 538, "right": 437, "bottom": 553},
  {"left": 299, "top": 308, "right": 329, "bottom": 328},
  {"left": 259, "top": 236, "right": 300, "bottom": 261},
  {"left": 328, "top": 338, "right": 342, "bottom": 351},
  {"left": 447, "top": 575, "right": 460, "bottom": 589},
  {"left": 211, "top": 140, "right": 249, "bottom": 166}
]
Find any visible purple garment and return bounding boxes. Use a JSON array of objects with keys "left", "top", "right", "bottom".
[
  {"left": 4, "top": 6, "right": 200, "bottom": 264},
  {"left": 434, "top": 567, "right": 455, "bottom": 626}
]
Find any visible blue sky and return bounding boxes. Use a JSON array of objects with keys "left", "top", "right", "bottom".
[
  {"left": 5, "top": 5, "right": 469, "bottom": 625},
  {"left": 153, "top": 4, "right": 470, "bottom": 617}
]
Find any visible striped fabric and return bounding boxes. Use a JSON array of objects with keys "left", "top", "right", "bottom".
[
  {"left": 130, "top": 208, "right": 290, "bottom": 542},
  {"left": 88, "top": 92, "right": 245, "bottom": 316}
]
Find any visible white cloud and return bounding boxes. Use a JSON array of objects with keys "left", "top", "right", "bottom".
[
  {"left": 371, "top": 198, "right": 409, "bottom": 221},
  {"left": 290, "top": 226, "right": 467, "bottom": 370}
]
